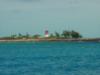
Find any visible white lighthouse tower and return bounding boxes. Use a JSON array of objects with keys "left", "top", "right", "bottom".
[{"left": 45, "top": 30, "right": 49, "bottom": 37}]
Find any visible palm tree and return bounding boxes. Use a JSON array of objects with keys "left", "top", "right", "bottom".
[
  {"left": 25, "top": 33, "right": 30, "bottom": 39},
  {"left": 11, "top": 34, "right": 17, "bottom": 39},
  {"left": 18, "top": 33, "right": 23, "bottom": 39},
  {"left": 55, "top": 32, "right": 60, "bottom": 38}
]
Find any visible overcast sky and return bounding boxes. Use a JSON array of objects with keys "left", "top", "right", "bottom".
[{"left": 0, "top": 0, "right": 100, "bottom": 37}]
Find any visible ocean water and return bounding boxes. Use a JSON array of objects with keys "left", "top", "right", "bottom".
[{"left": 0, "top": 42, "right": 100, "bottom": 75}]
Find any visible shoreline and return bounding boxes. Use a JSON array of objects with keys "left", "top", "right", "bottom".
[{"left": 0, "top": 38, "right": 100, "bottom": 42}]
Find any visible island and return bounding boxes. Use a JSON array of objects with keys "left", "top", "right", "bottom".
[{"left": 0, "top": 30, "right": 100, "bottom": 42}]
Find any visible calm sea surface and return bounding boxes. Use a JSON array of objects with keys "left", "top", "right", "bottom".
[{"left": 0, "top": 42, "right": 100, "bottom": 75}]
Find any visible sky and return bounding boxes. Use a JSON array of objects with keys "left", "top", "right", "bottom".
[{"left": 0, "top": 0, "right": 100, "bottom": 38}]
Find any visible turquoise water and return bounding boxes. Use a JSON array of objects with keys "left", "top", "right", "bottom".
[{"left": 0, "top": 42, "right": 100, "bottom": 75}]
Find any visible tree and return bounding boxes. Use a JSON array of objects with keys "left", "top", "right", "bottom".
[
  {"left": 11, "top": 34, "right": 17, "bottom": 39},
  {"left": 62, "top": 30, "right": 70, "bottom": 38},
  {"left": 18, "top": 33, "right": 23, "bottom": 39},
  {"left": 33, "top": 34, "right": 40, "bottom": 39},
  {"left": 71, "top": 30, "right": 82, "bottom": 38},
  {"left": 55, "top": 32, "right": 60, "bottom": 38},
  {"left": 25, "top": 33, "right": 30, "bottom": 39},
  {"left": 49, "top": 33, "right": 55, "bottom": 38}
]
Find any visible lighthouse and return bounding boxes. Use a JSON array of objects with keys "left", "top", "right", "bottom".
[{"left": 45, "top": 30, "right": 49, "bottom": 37}]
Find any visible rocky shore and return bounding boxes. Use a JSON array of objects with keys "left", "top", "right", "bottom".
[{"left": 0, "top": 38, "right": 100, "bottom": 42}]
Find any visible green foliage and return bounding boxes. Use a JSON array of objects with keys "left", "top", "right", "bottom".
[
  {"left": 0, "top": 30, "right": 82, "bottom": 39},
  {"left": 25, "top": 33, "right": 30, "bottom": 39},
  {"left": 11, "top": 34, "right": 17, "bottom": 39},
  {"left": 55, "top": 32, "right": 60, "bottom": 38},
  {"left": 71, "top": 30, "right": 82, "bottom": 38},
  {"left": 48, "top": 30, "right": 82, "bottom": 39},
  {"left": 18, "top": 33, "right": 23, "bottom": 39},
  {"left": 62, "top": 30, "right": 71, "bottom": 38},
  {"left": 61, "top": 30, "right": 82, "bottom": 39},
  {"left": 49, "top": 33, "right": 55, "bottom": 38},
  {"left": 33, "top": 34, "right": 40, "bottom": 39}
]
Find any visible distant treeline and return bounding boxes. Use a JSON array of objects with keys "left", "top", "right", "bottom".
[
  {"left": 0, "top": 30, "right": 82, "bottom": 40},
  {"left": 49, "top": 30, "right": 82, "bottom": 39}
]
